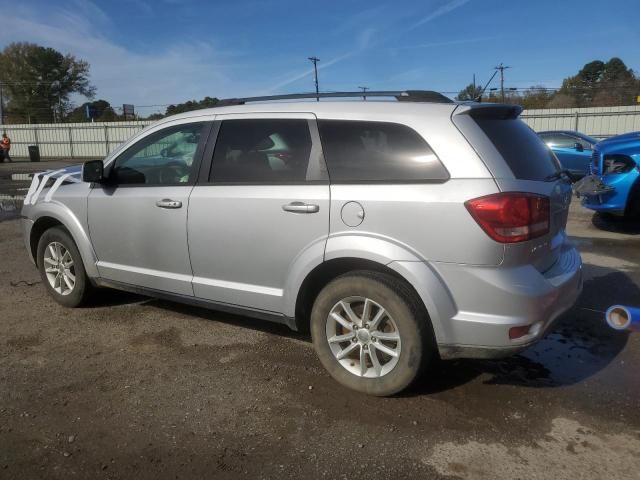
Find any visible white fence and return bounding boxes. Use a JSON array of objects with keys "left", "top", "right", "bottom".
[
  {"left": 2, "top": 105, "right": 640, "bottom": 159},
  {"left": 521, "top": 105, "right": 640, "bottom": 139},
  {"left": 3, "top": 121, "right": 152, "bottom": 159}
]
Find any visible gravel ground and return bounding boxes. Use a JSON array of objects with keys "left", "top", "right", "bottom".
[{"left": 1, "top": 163, "right": 640, "bottom": 479}]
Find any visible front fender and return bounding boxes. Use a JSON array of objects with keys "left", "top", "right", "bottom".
[{"left": 29, "top": 201, "right": 99, "bottom": 278}]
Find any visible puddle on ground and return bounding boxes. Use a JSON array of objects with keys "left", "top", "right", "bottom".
[{"left": 0, "top": 172, "right": 32, "bottom": 215}]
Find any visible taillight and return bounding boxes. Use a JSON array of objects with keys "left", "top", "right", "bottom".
[{"left": 465, "top": 192, "right": 550, "bottom": 243}]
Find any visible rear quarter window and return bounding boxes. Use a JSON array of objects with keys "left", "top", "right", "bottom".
[
  {"left": 473, "top": 116, "right": 560, "bottom": 181},
  {"left": 317, "top": 120, "right": 449, "bottom": 183}
]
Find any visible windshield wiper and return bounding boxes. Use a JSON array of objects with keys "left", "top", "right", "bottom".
[{"left": 545, "top": 169, "right": 575, "bottom": 183}]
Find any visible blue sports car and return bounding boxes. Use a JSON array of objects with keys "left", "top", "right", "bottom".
[
  {"left": 538, "top": 130, "right": 598, "bottom": 178},
  {"left": 574, "top": 132, "right": 640, "bottom": 217}
]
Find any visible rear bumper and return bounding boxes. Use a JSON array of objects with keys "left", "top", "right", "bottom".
[{"left": 432, "top": 242, "right": 583, "bottom": 359}]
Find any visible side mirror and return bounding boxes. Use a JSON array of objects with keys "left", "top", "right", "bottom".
[
  {"left": 574, "top": 142, "right": 584, "bottom": 152},
  {"left": 82, "top": 160, "right": 104, "bottom": 183}
]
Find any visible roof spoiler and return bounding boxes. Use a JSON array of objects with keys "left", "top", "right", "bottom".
[{"left": 453, "top": 103, "right": 523, "bottom": 119}]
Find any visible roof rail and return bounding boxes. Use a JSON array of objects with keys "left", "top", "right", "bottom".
[{"left": 216, "top": 90, "right": 453, "bottom": 106}]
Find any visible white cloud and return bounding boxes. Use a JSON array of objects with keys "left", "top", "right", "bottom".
[
  {"left": 0, "top": 0, "right": 478, "bottom": 110},
  {"left": 266, "top": 51, "right": 358, "bottom": 94},
  {"left": 0, "top": 2, "right": 243, "bottom": 114},
  {"left": 265, "top": 12, "right": 382, "bottom": 94},
  {"left": 413, "top": 0, "right": 473, "bottom": 28},
  {"left": 265, "top": 0, "right": 475, "bottom": 94}
]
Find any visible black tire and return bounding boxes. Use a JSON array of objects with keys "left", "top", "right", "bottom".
[
  {"left": 310, "top": 270, "right": 435, "bottom": 396},
  {"left": 625, "top": 183, "right": 640, "bottom": 218},
  {"left": 36, "top": 226, "right": 94, "bottom": 307}
]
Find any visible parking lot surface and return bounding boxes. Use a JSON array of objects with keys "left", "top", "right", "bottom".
[{"left": 1, "top": 161, "right": 640, "bottom": 479}]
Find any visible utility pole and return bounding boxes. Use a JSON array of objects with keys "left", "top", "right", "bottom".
[
  {"left": 494, "top": 63, "right": 511, "bottom": 103},
  {"left": 308, "top": 56, "right": 320, "bottom": 101},
  {"left": 358, "top": 86, "right": 369, "bottom": 100}
]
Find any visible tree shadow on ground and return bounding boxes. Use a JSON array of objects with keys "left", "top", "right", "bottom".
[{"left": 83, "top": 263, "right": 637, "bottom": 396}]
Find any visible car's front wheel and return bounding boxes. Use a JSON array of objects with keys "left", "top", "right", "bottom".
[
  {"left": 310, "top": 271, "right": 435, "bottom": 396},
  {"left": 625, "top": 182, "right": 640, "bottom": 218},
  {"left": 37, "top": 226, "right": 93, "bottom": 307}
]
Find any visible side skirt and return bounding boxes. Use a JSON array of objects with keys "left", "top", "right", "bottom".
[{"left": 94, "top": 278, "right": 298, "bottom": 331}]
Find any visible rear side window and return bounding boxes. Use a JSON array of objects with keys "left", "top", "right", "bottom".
[
  {"left": 210, "top": 119, "right": 313, "bottom": 183},
  {"left": 317, "top": 120, "right": 449, "bottom": 183},
  {"left": 474, "top": 117, "right": 560, "bottom": 181}
]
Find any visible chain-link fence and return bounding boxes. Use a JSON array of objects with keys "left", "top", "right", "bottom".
[{"left": 2, "top": 105, "right": 640, "bottom": 160}]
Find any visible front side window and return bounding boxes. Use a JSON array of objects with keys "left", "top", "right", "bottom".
[
  {"left": 540, "top": 133, "right": 573, "bottom": 148},
  {"left": 317, "top": 120, "right": 448, "bottom": 183},
  {"left": 210, "top": 119, "right": 313, "bottom": 183},
  {"left": 111, "top": 123, "right": 205, "bottom": 185},
  {"left": 541, "top": 133, "right": 593, "bottom": 151}
]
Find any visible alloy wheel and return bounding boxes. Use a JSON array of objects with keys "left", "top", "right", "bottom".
[
  {"left": 325, "top": 296, "right": 401, "bottom": 378},
  {"left": 43, "top": 241, "right": 76, "bottom": 296}
]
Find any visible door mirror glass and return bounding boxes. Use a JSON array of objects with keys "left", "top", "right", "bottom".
[
  {"left": 574, "top": 142, "right": 584, "bottom": 152},
  {"left": 82, "top": 160, "right": 104, "bottom": 183}
]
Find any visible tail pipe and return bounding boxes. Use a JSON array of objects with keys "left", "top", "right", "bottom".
[{"left": 605, "top": 305, "right": 640, "bottom": 332}]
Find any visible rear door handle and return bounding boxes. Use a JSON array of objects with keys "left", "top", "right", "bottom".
[
  {"left": 156, "top": 199, "right": 182, "bottom": 209},
  {"left": 282, "top": 201, "right": 320, "bottom": 214}
]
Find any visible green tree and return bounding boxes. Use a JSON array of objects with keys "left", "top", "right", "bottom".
[
  {"left": 456, "top": 83, "right": 483, "bottom": 101},
  {"left": 66, "top": 99, "right": 119, "bottom": 122},
  {"left": 144, "top": 113, "right": 165, "bottom": 121},
  {"left": 559, "top": 57, "right": 640, "bottom": 106},
  {"left": 165, "top": 96, "right": 220, "bottom": 116},
  {"left": 0, "top": 42, "right": 95, "bottom": 123},
  {"left": 519, "top": 86, "right": 556, "bottom": 109}
]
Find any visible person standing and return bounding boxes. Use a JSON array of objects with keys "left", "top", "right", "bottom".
[{"left": 1, "top": 133, "right": 12, "bottom": 162}]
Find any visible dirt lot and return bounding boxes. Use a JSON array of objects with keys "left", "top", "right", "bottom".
[{"left": 1, "top": 162, "right": 640, "bottom": 479}]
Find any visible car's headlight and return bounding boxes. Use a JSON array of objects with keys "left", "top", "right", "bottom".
[{"left": 603, "top": 154, "right": 636, "bottom": 175}]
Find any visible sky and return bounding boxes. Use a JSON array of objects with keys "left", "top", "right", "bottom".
[{"left": 0, "top": 0, "right": 638, "bottom": 116}]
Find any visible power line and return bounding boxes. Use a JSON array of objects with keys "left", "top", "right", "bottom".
[{"left": 308, "top": 56, "right": 320, "bottom": 102}]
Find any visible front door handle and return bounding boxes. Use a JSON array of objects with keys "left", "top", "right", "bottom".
[
  {"left": 156, "top": 199, "right": 182, "bottom": 209},
  {"left": 282, "top": 201, "right": 320, "bottom": 214}
]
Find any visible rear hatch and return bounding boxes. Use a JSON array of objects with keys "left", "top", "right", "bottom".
[{"left": 453, "top": 104, "right": 572, "bottom": 272}]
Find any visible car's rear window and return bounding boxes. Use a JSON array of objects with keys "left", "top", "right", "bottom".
[
  {"left": 317, "top": 120, "right": 449, "bottom": 183},
  {"left": 473, "top": 116, "right": 560, "bottom": 181}
]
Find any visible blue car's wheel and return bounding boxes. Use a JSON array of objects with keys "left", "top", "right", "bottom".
[{"left": 625, "top": 182, "right": 640, "bottom": 218}]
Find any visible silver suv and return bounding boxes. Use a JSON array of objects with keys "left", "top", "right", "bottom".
[{"left": 20, "top": 91, "right": 582, "bottom": 396}]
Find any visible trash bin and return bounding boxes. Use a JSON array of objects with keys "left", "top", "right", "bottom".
[{"left": 28, "top": 145, "right": 40, "bottom": 162}]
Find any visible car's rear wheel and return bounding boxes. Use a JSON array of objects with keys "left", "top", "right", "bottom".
[
  {"left": 310, "top": 271, "right": 435, "bottom": 396},
  {"left": 37, "top": 226, "right": 93, "bottom": 307}
]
